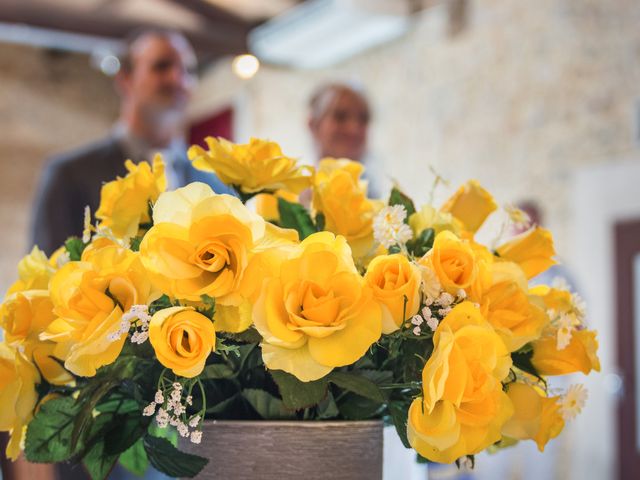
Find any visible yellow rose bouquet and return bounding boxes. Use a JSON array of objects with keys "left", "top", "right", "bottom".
[{"left": 0, "top": 137, "right": 599, "bottom": 478}]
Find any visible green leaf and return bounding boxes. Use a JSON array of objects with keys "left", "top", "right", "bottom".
[
  {"left": 277, "top": 197, "right": 316, "bottom": 239},
  {"left": 65, "top": 237, "right": 86, "bottom": 261},
  {"left": 149, "top": 294, "right": 173, "bottom": 314},
  {"left": 119, "top": 438, "right": 149, "bottom": 477},
  {"left": 198, "top": 294, "right": 216, "bottom": 319},
  {"left": 315, "top": 213, "right": 326, "bottom": 231},
  {"left": 336, "top": 393, "right": 384, "bottom": 420},
  {"left": 328, "top": 371, "right": 385, "bottom": 403},
  {"left": 201, "top": 363, "right": 235, "bottom": 380},
  {"left": 317, "top": 391, "right": 340, "bottom": 419},
  {"left": 205, "top": 393, "right": 239, "bottom": 414},
  {"left": 129, "top": 236, "right": 143, "bottom": 252},
  {"left": 388, "top": 187, "right": 416, "bottom": 219},
  {"left": 512, "top": 350, "right": 543, "bottom": 382},
  {"left": 242, "top": 389, "right": 296, "bottom": 419},
  {"left": 407, "top": 228, "right": 435, "bottom": 257},
  {"left": 72, "top": 378, "right": 120, "bottom": 450},
  {"left": 143, "top": 435, "right": 208, "bottom": 478},
  {"left": 83, "top": 439, "right": 119, "bottom": 480},
  {"left": 270, "top": 370, "right": 329, "bottom": 410},
  {"left": 388, "top": 401, "right": 411, "bottom": 448},
  {"left": 25, "top": 397, "right": 80, "bottom": 463}
]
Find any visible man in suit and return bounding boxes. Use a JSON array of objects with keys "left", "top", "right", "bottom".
[{"left": 31, "top": 29, "right": 233, "bottom": 255}]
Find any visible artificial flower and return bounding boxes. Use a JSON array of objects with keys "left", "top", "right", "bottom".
[
  {"left": 440, "top": 180, "right": 497, "bottom": 234},
  {"left": 420, "top": 231, "right": 477, "bottom": 295},
  {"left": 188, "top": 137, "right": 312, "bottom": 194},
  {"left": 253, "top": 232, "right": 382, "bottom": 382},
  {"left": 149, "top": 306, "right": 216, "bottom": 378},
  {"left": 496, "top": 226, "right": 556, "bottom": 279},
  {"left": 95, "top": 155, "right": 166, "bottom": 239},
  {"left": 531, "top": 329, "right": 600, "bottom": 375},
  {"left": 364, "top": 254, "right": 421, "bottom": 333}
]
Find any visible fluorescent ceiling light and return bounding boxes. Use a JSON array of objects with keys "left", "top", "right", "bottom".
[{"left": 249, "top": 0, "right": 410, "bottom": 69}]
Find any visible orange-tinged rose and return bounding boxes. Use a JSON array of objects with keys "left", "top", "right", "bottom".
[
  {"left": 440, "top": 180, "right": 497, "bottom": 234},
  {"left": 531, "top": 329, "right": 600, "bottom": 375},
  {"left": 0, "top": 291, "right": 72, "bottom": 385},
  {"left": 188, "top": 137, "right": 313, "bottom": 194},
  {"left": 253, "top": 232, "right": 382, "bottom": 382},
  {"left": 502, "top": 382, "right": 564, "bottom": 452},
  {"left": 149, "top": 306, "right": 216, "bottom": 378},
  {"left": 407, "top": 302, "right": 513, "bottom": 463},
  {"left": 42, "top": 240, "right": 154, "bottom": 377},
  {"left": 364, "top": 254, "right": 421, "bottom": 333},
  {"left": 496, "top": 227, "right": 556, "bottom": 279},
  {"left": 420, "top": 231, "right": 477, "bottom": 295}
]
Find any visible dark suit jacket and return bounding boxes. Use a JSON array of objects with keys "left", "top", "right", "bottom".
[{"left": 31, "top": 136, "right": 234, "bottom": 255}]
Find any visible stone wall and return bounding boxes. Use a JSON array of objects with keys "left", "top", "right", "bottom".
[{"left": 0, "top": 44, "right": 119, "bottom": 293}]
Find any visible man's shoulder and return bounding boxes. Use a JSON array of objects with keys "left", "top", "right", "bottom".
[{"left": 46, "top": 136, "right": 124, "bottom": 173}]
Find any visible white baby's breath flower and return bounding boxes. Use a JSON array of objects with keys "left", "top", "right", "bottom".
[
  {"left": 154, "top": 390, "right": 164, "bottom": 404},
  {"left": 426, "top": 316, "right": 439, "bottom": 332},
  {"left": 155, "top": 408, "right": 169, "bottom": 428},
  {"left": 421, "top": 306, "right": 432, "bottom": 319},
  {"left": 412, "top": 326, "right": 421, "bottom": 336},
  {"left": 177, "top": 422, "right": 189, "bottom": 437},
  {"left": 559, "top": 384, "right": 588, "bottom": 421},
  {"left": 188, "top": 415, "right": 201, "bottom": 428},
  {"left": 373, "top": 205, "right": 413, "bottom": 248},
  {"left": 435, "top": 292, "right": 455, "bottom": 307},
  {"left": 410, "top": 315, "right": 423, "bottom": 326},
  {"left": 438, "top": 307, "right": 452, "bottom": 317},
  {"left": 190, "top": 431, "right": 202, "bottom": 444},
  {"left": 456, "top": 289, "right": 467, "bottom": 300},
  {"left": 169, "top": 416, "right": 180, "bottom": 427},
  {"left": 185, "top": 395, "right": 193, "bottom": 406},
  {"left": 143, "top": 402, "right": 156, "bottom": 416}
]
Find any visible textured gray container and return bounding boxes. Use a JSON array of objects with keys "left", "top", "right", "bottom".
[{"left": 179, "top": 420, "right": 383, "bottom": 480}]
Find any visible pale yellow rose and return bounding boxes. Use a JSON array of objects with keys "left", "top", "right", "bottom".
[
  {"left": 149, "top": 306, "right": 216, "bottom": 378},
  {"left": 364, "top": 254, "right": 421, "bottom": 333},
  {"left": 480, "top": 278, "right": 549, "bottom": 352},
  {"left": 0, "top": 290, "right": 72, "bottom": 385},
  {"left": 420, "top": 231, "right": 477, "bottom": 295},
  {"left": 95, "top": 155, "right": 166, "bottom": 239},
  {"left": 188, "top": 137, "right": 313, "bottom": 194},
  {"left": 407, "top": 302, "right": 513, "bottom": 463},
  {"left": 312, "top": 158, "right": 383, "bottom": 258},
  {"left": 502, "top": 382, "right": 564, "bottom": 452},
  {"left": 528, "top": 285, "right": 573, "bottom": 313},
  {"left": 139, "top": 183, "right": 297, "bottom": 332},
  {"left": 408, "top": 205, "right": 462, "bottom": 237},
  {"left": 531, "top": 329, "right": 600, "bottom": 375},
  {"left": 253, "top": 232, "right": 382, "bottom": 382},
  {"left": 7, "top": 246, "right": 56, "bottom": 294},
  {"left": 42, "top": 240, "right": 154, "bottom": 377},
  {"left": 496, "top": 227, "right": 556, "bottom": 279},
  {"left": 440, "top": 180, "right": 497, "bottom": 234},
  {"left": 0, "top": 343, "right": 39, "bottom": 460}
]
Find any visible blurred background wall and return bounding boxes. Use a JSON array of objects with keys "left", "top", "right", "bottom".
[{"left": 1, "top": 0, "right": 639, "bottom": 479}]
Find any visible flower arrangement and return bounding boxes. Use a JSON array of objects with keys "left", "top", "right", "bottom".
[{"left": 0, "top": 137, "right": 599, "bottom": 478}]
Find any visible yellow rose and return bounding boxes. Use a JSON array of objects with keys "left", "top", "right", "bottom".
[
  {"left": 529, "top": 285, "right": 573, "bottom": 313},
  {"left": 188, "top": 137, "right": 313, "bottom": 194},
  {"left": 440, "top": 180, "right": 497, "bottom": 234},
  {"left": 407, "top": 302, "right": 513, "bottom": 463},
  {"left": 312, "top": 158, "right": 383, "bottom": 259},
  {"left": 43, "top": 240, "right": 153, "bottom": 377},
  {"left": 255, "top": 190, "right": 300, "bottom": 222},
  {"left": 139, "top": 183, "right": 297, "bottom": 333},
  {"left": 364, "top": 254, "right": 421, "bottom": 333},
  {"left": 465, "top": 240, "right": 494, "bottom": 302},
  {"left": 480, "top": 280, "right": 549, "bottom": 352},
  {"left": 502, "top": 382, "right": 564, "bottom": 452},
  {"left": 148, "top": 306, "right": 215, "bottom": 378},
  {"left": 496, "top": 227, "right": 556, "bottom": 279},
  {"left": 0, "top": 343, "right": 39, "bottom": 460},
  {"left": 408, "top": 205, "right": 462, "bottom": 237},
  {"left": 253, "top": 232, "right": 382, "bottom": 382},
  {"left": 531, "top": 329, "right": 600, "bottom": 375},
  {"left": 420, "top": 231, "right": 477, "bottom": 295},
  {"left": 95, "top": 155, "right": 166, "bottom": 239},
  {"left": 0, "top": 291, "right": 72, "bottom": 385},
  {"left": 7, "top": 246, "right": 56, "bottom": 294}
]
